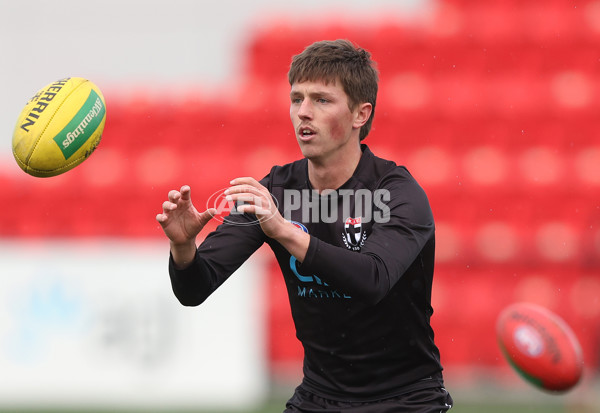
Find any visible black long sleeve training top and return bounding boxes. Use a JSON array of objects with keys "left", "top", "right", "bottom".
[{"left": 169, "top": 145, "right": 445, "bottom": 401}]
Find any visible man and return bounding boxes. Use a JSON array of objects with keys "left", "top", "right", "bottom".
[{"left": 156, "top": 39, "right": 453, "bottom": 412}]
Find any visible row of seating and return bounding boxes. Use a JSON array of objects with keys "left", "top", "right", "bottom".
[
  {"left": 4, "top": 176, "right": 598, "bottom": 269},
  {"left": 7, "top": 139, "right": 598, "bottom": 191},
  {"left": 3, "top": 219, "right": 595, "bottom": 268},
  {"left": 250, "top": 40, "right": 600, "bottom": 78},
  {"left": 378, "top": 71, "right": 599, "bottom": 115},
  {"left": 103, "top": 69, "right": 600, "bottom": 127},
  {"left": 436, "top": 0, "right": 600, "bottom": 40},
  {"left": 99, "top": 116, "right": 600, "bottom": 165},
  {"left": 435, "top": 220, "right": 600, "bottom": 265},
  {"left": 246, "top": 14, "right": 600, "bottom": 80}
]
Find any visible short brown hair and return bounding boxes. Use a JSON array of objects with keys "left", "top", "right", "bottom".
[{"left": 288, "top": 39, "right": 379, "bottom": 141}]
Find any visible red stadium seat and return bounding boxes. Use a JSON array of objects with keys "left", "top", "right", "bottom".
[
  {"left": 460, "top": 145, "right": 511, "bottom": 189},
  {"left": 517, "top": 146, "right": 568, "bottom": 189}
]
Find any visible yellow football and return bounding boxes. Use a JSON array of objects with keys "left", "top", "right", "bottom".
[{"left": 12, "top": 77, "right": 106, "bottom": 177}]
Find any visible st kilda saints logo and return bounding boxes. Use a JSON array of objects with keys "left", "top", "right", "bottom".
[{"left": 342, "top": 217, "right": 368, "bottom": 251}]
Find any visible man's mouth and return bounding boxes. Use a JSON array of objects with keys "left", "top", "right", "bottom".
[{"left": 298, "top": 126, "right": 316, "bottom": 140}]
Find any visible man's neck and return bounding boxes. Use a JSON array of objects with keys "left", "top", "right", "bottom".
[{"left": 307, "top": 144, "right": 363, "bottom": 193}]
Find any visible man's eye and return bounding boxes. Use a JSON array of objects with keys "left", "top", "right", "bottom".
[{"left": 317, "top": 98, "right": 328, "bottom": 103}]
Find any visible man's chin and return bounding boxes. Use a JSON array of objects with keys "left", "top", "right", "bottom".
[
  {"left": 297, "top": 141, "right": 314, "bottom": 157},
  {"left": 299, "top": 147, "right": 317, "bottom": 160}
]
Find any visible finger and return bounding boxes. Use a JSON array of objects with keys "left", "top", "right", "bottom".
[
  {"left": 199, "top": 208, "right": 218, "bottom": 225},
  {"left": 162, "top": 201, "right": 178, "bottom": 214},
  {"left": 179, "top": 185, "right": 191, "bottom": 200},
  {"left": 168, "top": 190, "right": 182, "bottom": 203},
  {"left": 225, "top": 192, "right": 268, "bottom": 208},
  {"left": 225, "top": 184, "right": 264, "bottom": 197},
  {"left": 156, "top": 213, "right": 167, "bottom": 223},
  {"left": 229, "top": 177, "right": 260, "bottom": 187},
  {"left": 234, "top": 203, "right": 255, "bottom": 214},
  {"left": 236, "top": 203, "right": 272, "bottom": 218},
  {"left": 228, "top": 194, "right": 273, "bottom": 215}
]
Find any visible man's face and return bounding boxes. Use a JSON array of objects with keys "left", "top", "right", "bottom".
[{"left": 289, "top": 79, "right": 358, "bottom": 162}]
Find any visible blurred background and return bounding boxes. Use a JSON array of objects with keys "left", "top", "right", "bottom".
[{"left": 1, "top": 0, "right": 599, "bottom": 411}]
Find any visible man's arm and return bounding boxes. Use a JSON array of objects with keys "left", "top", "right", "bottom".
[{"left": 157, "top": 183, "right": 268, "bottom": 306}]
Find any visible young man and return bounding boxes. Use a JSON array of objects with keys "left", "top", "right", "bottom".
[{"left": 156, "top": 39, "right": 453, "bottom": 412}]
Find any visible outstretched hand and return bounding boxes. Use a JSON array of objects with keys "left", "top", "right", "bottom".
[{"left": 156, "top": 185, "right": 216, "bottom": 244}]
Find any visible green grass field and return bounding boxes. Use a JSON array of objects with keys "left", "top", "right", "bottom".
[
  {"left": 201, "top": 400, "right": 590, "bottom": 413},
  {"left": 1, "top": 378, "right": 597, "bottom": 413},
  {"left": 0, "top": 400, "right": 594, "bottom": 413},
  {"left": 190, "top": 404, "right": 582, "bottom": 413},
  {"left": 0, "top": 407, "right": 581, "bottom": 413}
]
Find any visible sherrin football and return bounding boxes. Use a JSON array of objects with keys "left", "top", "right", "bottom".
[
  {"left": 496, "top": 302, "right": 584, "bottom": 393},
  {"left": 12, "top": 77, "right": 106, "bottom": 177}
]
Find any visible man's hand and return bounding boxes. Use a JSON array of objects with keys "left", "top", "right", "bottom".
[
  {"left": 225, "top": 177, "right": 283, "bottom": 238},
  {"left": 225, "top": 177, "right": 310, "bottom": 261},
  {"left": 156, "top": 185, "right": 216, "bottom": 267}
]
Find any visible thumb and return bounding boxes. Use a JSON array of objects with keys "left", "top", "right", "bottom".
[{"left": 198, "top": 208, "right": 217, "bottom": 226}]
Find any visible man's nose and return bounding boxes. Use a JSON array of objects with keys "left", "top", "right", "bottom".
[{"left": 297, "top": 99, "right": 313, "bottom": 119}]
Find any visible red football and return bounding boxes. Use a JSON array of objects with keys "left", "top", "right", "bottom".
[{"left": 496, "top": 302, "right": 584, "bottom": 392}]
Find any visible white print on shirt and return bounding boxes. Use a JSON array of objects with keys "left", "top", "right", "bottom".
[
  {"left": 289, "top": 221, "right": 352, "bottom": 299},
  {"left": 342, "top": 216, "right": 368, "bottom": 251}
]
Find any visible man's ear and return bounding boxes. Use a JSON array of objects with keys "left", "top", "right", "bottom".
[{"left": 353, "top": 102, "right": 373, "bottom": 129}]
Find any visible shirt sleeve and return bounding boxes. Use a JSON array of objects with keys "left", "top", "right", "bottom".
[
  {"left": 168, "top": 172, "right": 272, "bottom": 307},
  {"left": 168, "top": 211, "right": 267, "bottom": 306},
  {"left": 297, "top": 172, "right": 434, "bottom": 305}
]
